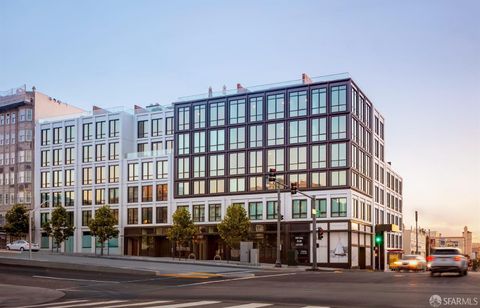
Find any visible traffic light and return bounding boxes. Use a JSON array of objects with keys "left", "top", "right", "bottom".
[
  {"left": 317, "top": 227, "right": 324, "bottom": 240},
  {"left": 268, "top": 168, "right": 277, "bottom": 182},
  {"left": 375, "top": 232, "right": 383, "bottom": 245},
  {"left": 290, "top": 182, "right": 298, "bottom": 194},
  {"left": 374, "top": 246, "right": 379, "bottom": 257}
]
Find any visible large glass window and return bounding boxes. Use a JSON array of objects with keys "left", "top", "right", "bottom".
[
  {"left": 292, "top": 200, "right": 307, "bottom": 219},
  {"left": 96, "top": 121, "right": 106, "bottom": 139},
  {"left": 331, "top": 143, "right": 347, "bottom": 167},
  {"left": 177, "top": 157, "right": 189, "bottom": 179},
  {"left": 249, "top": 150, "right": 263, "bottom": 173},
  {"left": 193, "top": 204, "right": 205, "bottom": 222},
  {"left": 109, "top": 142, "right": 119, "bottom": 160},
  {"left": 82, "top": 211, "right": 92, "bottom": 226},
  {"left": 166, "top": 117, "right": 174, "bottom": 134},
  {"left": 142, "top": 162, "right": 153, "bottom": 180},
  {"left": 95, "top": 166, "right": 106, "bottom": 184},
  {"left": 95, "top": 189, "right": 105, "bottom": 205},
  {"left": 82, "top": 145, "right": 92, "bottom": 163},
  {"left": 41, "top": 129, "right": 50, "bottom": 145},
  {"left": 109, "top": 188, "right": 119, "bottom": 204},
  {"left": 95, "top": 144, "right": 106, "bottom": 161},
  {"left": 177, "top": 182, "right": 189, "bottom": 196},
  {"left": 249, "top": 125, "right": 263, "bottom": 147},
  {"left": 331, "top": 197, "right": 347, "bottom": 217},
  {"left": 142, "top": 185, "right": 153, "bottom": 202},
  {"left": 193, "top": 104, "right": 206, "bottom": 128},
  {"left": 178, "top": 106, "right": 190, "bottom": 130},
  {"left": 311, "top": 144, "right": 327, "bottom": 169},
  {"left": 193, "top": 131, "right": 206, "bottom": 153},
  {"left": 156, "top": 161, "right": 167, "bottom": 179},
  {"left": 249, "top": 202, "right": 263, "bottom": 220},
  {"left": 209, "top": 154, "right": 225, "bottom": 176},
  {"left": 177, "top": 133, "right": 190, "bottom": 155},
  {"left": 229, "top": 178, "right": 245, "bottom": 192},
  {"left": 311, "top": 118, "right": 327, "bottom": 142},
  {"left": 209, "top": 179, "right": 225, "bottom": 194},
  {"left": 193, "top": 156, "right": 206, "bottom": 177},
  {"left": 82, "top": 190, "right": 92, "bottom": 205},
  {"left": 82, "top": 123, "right": 92, "bottom": 141},
  {"left": 330, "top": 85, "right": 347, "bottom": 112},
  {"left": 65, "top": 191, "right": 74, "bottom": 207},
  {"left": 229, "top": 152, "right": 245, "bottom": 175},
  {"left": 267, "top": 201, "right": 277, "bottom": 219},
  {"left": 53, "top": 149, "right": 62, "bottom": 165},
  {"left": 229, "top": 127, "right": 245, "bottom": 149},
  {"left": 229, "top": 99, "right": 246, "bottom": 124},
  {"left": 331, "top": 170, "right": 347, "bottom": 186},
  {"left": 312, "top": 88, "right": 327, "bottom": 114},
  {"left": 289, "top": 146, "right": 307, "bottom": 170},
  {"left": 314, "top": 199, "right": 327, "bottom": 218},
  {"left": 289, "top": 91, "right": 307, "bottom": 117},
  {"left": 41, "top": 150, "right": 50, "bottom": 167},
  {"left": 127, "top": 208, "right": 138, "bottom": 224},
  {"left": 127, "top": 186, "right": 138, "bottom": 203},
  {"left": 53, "top": 127, "right": 62, "bottom": 144},
  {"left": 289, "top": 120, "right": 307, "bottom": 143},
  {"left": 267, "top": 94, "right": 284, "bottom": 119},
  {"left": 142, "top": 208, "right": 153, "bottom": 224},
  {"left": 128, "top": 163, "right": 139, "bottom": 181},
  {"left": 156, "top": 207, "right": 168, "bottom": 223},
  {"left": 249, "top": 97, "right": 263, "bottom": 122},
  {"left": 65, "top": 169, "right": 75, "bottom": 186},
  {"left": 151, "top": 118, "right": 162, "bottom": 136},
  {"left": 209, "top": 204, "right": 221, "bottom": 222},
  {"left": 267, "top": 122, "right": 284, "bottom": 145},
  {"left": 193, "top": 180, "right": 205, "bottom": 195},
  {"left": 311, "top": 172, "right": 327, "bottom": 187},
  {"left": 156, "top": 184, "right": 168, "bottom": 201},
  {"left": 209, "top": 129, "right": 225, "bottom": 151},
  {"left": 109, "top": 119, "right": 120, "bottom": 137},
  {"left": 210, "top": 102, "right": 225, "bottom": 126},
  {"left": 65, "top": 148, "right": 75, "bottom": 164},
  {"left": 289, "top": 173, "right": 307, "bottom": 188},
  {"left": 267, "top": 149, "right": 284, "bottom": 171},
  {"left": 249, "top": 176, "right": 263, "bottom": 191},
  {"left": 331, "top": 115, "right": 347, "bottom": 140},
  {"left": 65, "top": 126, "right": 75, "bottom": 143},
  {"left": 82, "top": 167, "right": 92, "bottom": 185}
]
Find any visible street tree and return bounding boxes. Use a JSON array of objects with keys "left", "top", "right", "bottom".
[
  {"left": 5, "top": 204, "right": 29, "bottom": 240},
  {"left": 88, "top": 205, "right": 119, "bottom": 256},
  {"left": 217, "top": 204, "right": 251, "bottom": 258},
  {"left": 42, "top": 206, "right": 75, "bottom": 253},
  {"left": 167, "top": 207, "right": 196, "bottom": 258}
]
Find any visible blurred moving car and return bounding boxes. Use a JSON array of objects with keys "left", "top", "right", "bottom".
[
  {"left": 6, "top": 240, "right": 39, "bottom": 252},
  {"left": 430, "top": 247, "right": 468, "bottom": 276},
  {"left": 391, "top": 255, "right": 427, "bottom": 271}
]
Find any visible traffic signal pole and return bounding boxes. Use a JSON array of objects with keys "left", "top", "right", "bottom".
[
  {"left": 275, "top": 183, "right": 282, "bottom": 268},
  {"left": 311, "top": 195, "right": 317, "bottom": 271}
]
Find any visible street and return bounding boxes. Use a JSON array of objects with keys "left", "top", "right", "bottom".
[{"left": 0, "top": 263, "right": 478, "bottom": 308}]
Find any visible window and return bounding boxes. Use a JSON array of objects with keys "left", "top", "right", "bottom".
[
  {"left": 82, "top": 190, "right": 92, "bottom": 205},
  {"left": 249, "top": 176, "right": 263, "bottom": 191},
  {"left": 128, "top": 208, "right": 138, "bottom": 224},
  {"left": 229, "top": 99, "right": 246, "bottom": 124},
  {"left": 209, "top": 204, "right": 221, "bottom": 222},
  {"left": 312, "top": 88, "right": 327, "bottom": 114},
  {"left": 207, "top": 155, "right": 223, "bottom": 177},
  {"left": 178, "top": 106, "right": 190, "bottom": 130},
  {"left": 229, "top": 178, "right": 245, "bottom": 192},
  {"left": 193, "top": 204, "right": 205, "bottom": 222},
  {"left": 177, "top": 182, "right": 189, "bottom": 196},
  {"left": 249, "top": 202, "right": 263, "bottom": 220},
  {"left": 314, "top": 199, "right": 327, "bottom": 218},
  {"left": 53, "top": 127, "right": 62, "bottom": 144},
  {"left": 331, "top": 197, "right": 347, "bottom": 217},
  {"left": 267, "top": 122, "right": 284, "bottom": 145},
  {"left": 289, "top": 147, "right": 307, "bottom": 170},
  {"left": 289, "top": 120, "right": 307, "bottom": 143},
  {"left": 96, "top": 121, "right": 106, "bottom": 139},
  {"left": 82, "top": 123, "right": 92, "bottom": 141},
  {"left": 128, "top": 186, "right": 138, "bottom": 203},
  {"left": 95, "top": 189, "right": 105, "bottom": 205},
  {"left": 156, "top": 184, "right": 168, "bottom": 201},
  {"left": 267, "top": 148, "right": 284, "bottom": 171},
  {"left": 177, "top": 157, "right": 189, "bottom": 179},
  {"left": 289, "top": 91, "right": 307, "bottom": 116},
  {"left": 267, "top": 201, "right": 277, "bottom": 219},
  {"left": 229, "top": 152, "right": 245, "bottom": 175},
  {"left": 151, "top": 118, "right": 162, "bottom": 136},
  {"left": 249, "top": 151, "right": 263, "bottom": 173},
  {"left": 209, "top": 179, "right": 225, "bottom": 194},
  {"left": 193, "top": 156, "right": 206, "bottom": 177},
  {"left": 41, "top": 150, "right": 50, "bottom": 167},
  {"left": 292, "top": 200, "right": 307, "bottom": 218},
  {"left": 193, "top": 131, "right": 206, "bottom": 153},
  {"left": 128, "top": 163, "right": 139, "bottom": 181},
  {"left": 142, "top": 162, "right": 153, "bottom": 180},
  {"left": 156, "top": 161, "right": 168, "bottom": 179},
  {"left": 108, "top": 165, "right": 119, "bottom": 183},
  {"left": 95, "top": 166, "right": 106, "bottom": 184},
  {"left": 40, "top": 172, "right": 50, "bottom": 188},
  {"left": 52, "top": 170, "right": 62, "bottom": 187},
  {"left": 156, "top": 207, "right": 168, "bottom": 223},
  {"left": 65, "top": 169, "right": 75, "bottom": 186},
  {"left": 64, "top": 126, "right": 75, "bottom": 143},
  {"left": 109, "top": 188, "right": 119, "bottom": 204},
  {"left": 267, "top": 94, "right": 284, "bottom": 119},
  {"left": 109, "top": 142, "right": 119, "bottom": 160},
  {"left": 137, "top": 142, "right": 147, "bottom": 153},
  {"left": 311, "top": 144, "right": 327, "bottom": 169},
  {"left": 193, "top": 105, "right": 206, "bottom": 128},
  {"left": 210, "top": 102, "right": 225, "bottom": 126},
  {"left": 65, "top": 191, "right": 74, "bottom": 207},
  {"left": 331, "top": 116, "right": 347, "bottom": 139},
  {"left": 142, "top": 185, "right": 153, "bottom": 202},
  {"left": 82, "top": 168, "right": 92, "bottom": 185},
  {"left": 137, "top": 120, "right": 148, "bottom": 138},
  {"left": 109, "top": 119, "right": 120, "bottom": 137},
  {"left": 95, "top": 144, "right": 106, "bottom": 161},
  {"left": 82, "top": 145, "right": 93, "bottom": 163},
  {"left": 65, "top": 148, "right": 75, "bottom": 164},
  {"left": 331, "top": 170, "right": 347, "bottom": 186},
  {"left": 249, "top": 125, "right": 263, "bottom": 148},
  {"left": 289, "top": 173, "right": 307, "bottom": 188},
  {"left": 82, "top": 211, "right": 92, "bottom": 226},
  {"left": 41, "top": 129, "right": 50, "bottom": 145},
  {"left": 330, "top": 85, "right": 347, "bottom": 112},
  {"left": 209, "top": 129, "right": 225, "bottom": 151},
  {"left": 312, "top": 172, "right": 327, "bottom": 188},
  {"left": 166, "top": 117, "right": 174, "bottom": 134},
  {"left": 311, "top": 118, "right": 327, "bottom": 142},
  {"left": 229, "top": 126, "right": 245, "bottom": 149},
  {"left": 177, "top": 133, "right": 190, "bottom": 155},
  {"left": 249, "top": 97, "right": 263, "bottom": 122},
  {"left": 152, "top": 141, "right": 163, "bottom": 152}
]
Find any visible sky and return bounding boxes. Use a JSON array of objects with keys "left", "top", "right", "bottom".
[{"left": 1, "top": 0, "right": 479, "bottom": 240}]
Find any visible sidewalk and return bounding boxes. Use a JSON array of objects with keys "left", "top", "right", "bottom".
[{"left": 0, "top": 283, "right": 64, "bottom": 307}]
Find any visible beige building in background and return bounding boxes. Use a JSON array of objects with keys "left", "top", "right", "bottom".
[
  {"left": 402, "top": 226, "right": 427, "bottom": 256},
  {"left": 430, "top": 226, "right": 473, "bottom": 258}
]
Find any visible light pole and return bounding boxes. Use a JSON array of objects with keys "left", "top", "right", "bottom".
[
  {"left": 415, "top": 211, "right": 419, "bottom": 255},
  {"left": 275, "top": 182, "right": 282, "bottom": 268}
]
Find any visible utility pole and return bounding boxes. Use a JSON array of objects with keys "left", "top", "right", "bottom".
[
  {"left": 28, "top": 209, "right": 32, "bottom": 260},
  {"left": 311, "top": 195, "right": 317, "bottom": 271},
  {"left": 415, "top": 211, "right": 419, "bottom": 255},
  {"left": 275, "top": 182, "right": 282, "bottom": 267}
]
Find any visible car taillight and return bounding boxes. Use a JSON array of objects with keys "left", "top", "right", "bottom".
[
  {"left": 454, "top": 256, "right": 462, "bottom": 261},
  {"left": 426, "top": 256, "right": 434, "bottom": 262}
]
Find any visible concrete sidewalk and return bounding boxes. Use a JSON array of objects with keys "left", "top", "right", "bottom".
[{"left": 0, "top": 283, "right": 64, "bottom": 307}]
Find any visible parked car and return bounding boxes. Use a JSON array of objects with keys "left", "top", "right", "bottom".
[
  {"left": 6, "top": 240, "right": 39, "bottom": 252},
  {"left": 430, "top": 247, "right": 468, "bottom": 276},
  {"left": 391, "top": 255, "right": 427, "bottom": 271}
]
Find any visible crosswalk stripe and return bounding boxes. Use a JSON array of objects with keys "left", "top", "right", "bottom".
[
  {"left": 301, "top": 306, "right": 331, "bottom": 308},
  {"left": 101, "top": 300, "right": 172, "bottom": 308},
  {"left": 17, "top": 300, "right": 89, "bottom": 308},
  {"left": 146, "top": 301, "right": 220, "bottom": 308},
  {"left": 224, "top": 304, "right": 272, "bottom": 308},
  {"left": 50, "top": 300, "right": 127, "bottom": 308}
]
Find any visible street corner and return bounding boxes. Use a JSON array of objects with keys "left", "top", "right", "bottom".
[{"left": 0, "top": 283, "right": 65, "bottom": 308}]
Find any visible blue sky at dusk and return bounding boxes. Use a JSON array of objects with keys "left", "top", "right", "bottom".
[{"left": 1, "top": 0, "right": 479, "bottom": 239}]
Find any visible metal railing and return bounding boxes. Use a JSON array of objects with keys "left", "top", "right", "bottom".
[{"left": 0, "top": 85, "right": 27, "bottom": 105}]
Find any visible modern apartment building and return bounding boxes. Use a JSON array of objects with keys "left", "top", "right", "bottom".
[
  {"left": 172, "top": 73, "right": 403, "bottom": 268},
  {"left": 0, "top": 85, "right": 83, "bottom": 244}
]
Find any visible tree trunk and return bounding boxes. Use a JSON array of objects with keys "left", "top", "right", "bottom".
[{"left": 101, "top": 242, "right": 104, "bottom": 256}]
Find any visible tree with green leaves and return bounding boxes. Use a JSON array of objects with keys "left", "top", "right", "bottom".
[
  {"left": 42, "top": 206, "right": 75, "bottom": 253},
  {"left": 217, "top": 204, "right": 250, "bottom": 255},
  {"left": 167, "top": 207, "right": 196, "bottom": 258},
  {"left": 5, "top": 204, "right": 29, "bottom": 240},
  {"left": 88, "top": 205, "right": 119, "bottom": 256}
]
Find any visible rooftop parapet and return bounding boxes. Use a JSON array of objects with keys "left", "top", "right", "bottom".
[{"left": 0, "top": 85, "right": 28, "bottom": 105}]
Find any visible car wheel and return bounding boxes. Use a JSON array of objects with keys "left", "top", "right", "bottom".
[
  {"left": 6, "top": 247, "right": 10, "bottom": 250},
  {"left": 464, "top": 270, "right": 468, "bottom": 276},
  {"left": 20, "top": 247, "right": 24, "bottom": 252}
]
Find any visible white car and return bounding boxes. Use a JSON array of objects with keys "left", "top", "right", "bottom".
[
  {"left": 6, "top": 240, "right": 39, "bottom": 252},
  {"left": 430, "top": 247, "right": 468, "bottom": 276}
]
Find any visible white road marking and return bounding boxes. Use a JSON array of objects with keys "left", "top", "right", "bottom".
[
  {"left": 301, "top": 306, "right": 331, "bottom": 308},
  {"left": 32, "top": 275, "right": 120, "bottom": 284},
  {"left": 49, "top": 300, "right": 126, "bottom": 308},
  {"left": 16, "top": 300, "right": 89, "bottom": 308},
  {"left": 175, "top": 272, "right": 296, "bottom": 288},
  {"left": 145, "top": 301, "right": 220, "bottom": 308},
  {"left": 225, "top": 303, "right": 272, "bottom": 308},
  {"left": 101, "top": 300, "right": 171, "bottom": 308}
]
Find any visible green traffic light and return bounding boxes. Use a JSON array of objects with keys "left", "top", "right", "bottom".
[{"left": 375, "top": 235, "right": 383, "bottom": 244}]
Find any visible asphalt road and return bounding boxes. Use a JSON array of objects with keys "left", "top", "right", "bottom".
[{"left": 0, "top": 264, "right": 479, "bottom": 308}]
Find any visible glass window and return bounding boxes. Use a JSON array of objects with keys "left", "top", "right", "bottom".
[
  {"left": 209, "top": 129, "right": 225, "bottom": 151},
  {"left": 53, "top": 127, "right": 62, "bottom": 144},
  {"left": 95, "top": 189, "right": 105, "bottom": 205},
  {"left": 312, "top": 172, "right": 327, "bottom": 188},
  {"left": 65, "top": 191, "right": 74, "bottom": 207},
  {"left": 82, "top": 167, "right": 92, "bottom": 185},
  {"left": 209, "top": 204, "right": 221, "bottom": 222},
  {"left": 312, "top": 88, "right": 327, "bottom": 114},
  {"left": 249, "top": 202, "right": 262, "bottom": 220},
  {"left": 331, "top": 170, "right": 347, "bottom": 186},
  {"left": 156, "top": 184, "right": 168, "bottom": 201},
  {"left": 108, "top": 142, "right": 119, "bottom": 160},
  {"left": 311, "top": 144, "right": 327, "bottom": 169},
  {"left": 41, "top": 150, "right": 50, "bottom": 167},
  {"left": 249, "top": 97, "right": 263, "bottom": 122},
  {"left": 193, "top": 131, "right": 206, "bottom": 153},
  {"left": 289, "top": 173, "right": 307, "bottom": 188},
  {"left": 229, "top": 152, "right": 245, "bottom": 175},
  {"left": 82, "top": 211, "right": 92, "bottom": 226},
  {"left": 193, "top": 180, "right": 205, "bottom": 194},
  {"left": 177, "top": 133, "right": 190, "bottom": 155},
  {"left": 331, "top": 143, "right": 347, "bottom": 167},
  {"left": 82, "top": 123, "right": 92, "bottom": 141},
  {"left": 127, "top": 186, "right": 138, "bottom": 203},
  {"left": 152, "top": 141, "right": 163, "bottom": 152},
  {"left": 142, "top": 162, "right": 153, "bottom": 180},
  {"left": 65, "top": 169, "right": 75, "bottom": 186},
  {"left": 331, "top": 115, "right": 347, "bottom": 140},
  {"left": 249, "top": 125, "right": 263, "bottom": 147},
  {"left": 141, "top": 208, "right": 152, "bottom": 224},
  {"left": 209, "top": 154, "right": 225, "bottom": 176},
  {"left": 289, "top": 120, "right": 307, "bottom": 143},
  {"left": 267, "top": 149, "right": 284, "bottom": 171},
  {"left": 267, "top": 201, "right": 277, "bottom": 219},
  {"left": 65, "top": 148, "right": 75, "bottom": 164},
  {"left": 289, "top": 146, "right": 307, "bottom": 170},
  {"left": 330, "top": 85, "right": 347, "bottom": 112},
  {"left": 331, "top": 197, "right": 347, "bottom": 217},
  {"left": 156, "top": 161, "right": 168, "bottom": 179},
  {"left": 289, "top": 91, "right": 307, "bottom": 117},
  {"left": 166, "top": 117, "right": 174, "bottom": 134},
  {"left": 229, "top": 126, "right": 245, "bottom": 149},
  {"left": 193, "top": 204, "right": 205, "bottom": 222},
  {"left": 109, "top": 119, "right": 120, "bottom": 137},
  {"left": 267, "top": 122, "right": 284, "bottom": 146},
  {"left": 311, "top": 118, "right": 327, "bottom": 142},
  {"left": 210, "top": 102, "right": 225, "bottom": 126},
  {"left": 82, "top": 145, "right": 92, "bottom": 163},
  {"left": 292, "top": 200, "right": 307, "bottom": 219},
  {"left": 53, "top": 149, "right": 62, "bottom": 165},
  {"left": 209, "top": 179, "right": 225, "bottom": 194},
  {"left": 82, "top": 190, "right": 92, "bottom": 205},
  {"left": 107, "top": 165, "right": 119, "bottom": 183},
  {"left": 249, "top": 150, "right": 263, "bottom": 173},
  {"left": 95, "top": 166, "right": 106, "bottom": 184},
  {"left": 156, "top": 207, "right": 168, "bottom": 223},
  {"left": 128, "top": 208, "right": 138, "bottom": 224},
  {"left": 229, "top": 178, "right": 245, "bottom": 192},
  {"left": 142, "top": 185, "right": 153, "bottom": 202},
  {"left": 128, "top": 163, "right": 139, "bottom": 181},
  {"left": 193, "top": 105, "right": 206, "bottom": 128},
  {"left": 96, "top": 121, "right": 106, "bottom": 139},
  {"left": 267, "top": 93, "right": 284, "bottom": 119},
  {"left": 249, "top": 176, "right": 263, "bottom": 191},
  {"left": 193, "top": 156, "right": 206, "bottom": 177},
  {"left": 177, "top": 157, "right": 189, "bottom": 179},
  {"left": 229, "top": 99, "right": 246, "bottom": 124},
  {"left": 109, "top": 188, "right": 119, "bottom": 204},
  {"left": 41, "top": 129, "right": 50, "bottom": 145},
  {"left": 178, "top": 106, "right": 190, "bottom": 130},
  {"left": 314, "top": 199, "right": 327, "bottom": 218},
  {"left": 95, "top": 144, "right": 106, "bottom": 161}
]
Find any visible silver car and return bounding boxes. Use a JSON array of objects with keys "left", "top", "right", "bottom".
[
  {"left": 6, "top": 240, "right": 40, "bottom": 252},
  {"left": 430, "top": 247, "right": 468, "bottom": 276}
]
